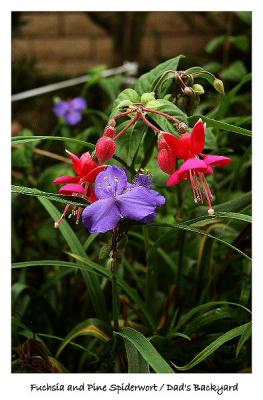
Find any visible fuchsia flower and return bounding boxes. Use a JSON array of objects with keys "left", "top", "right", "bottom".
[
  {"left": 162, "top": 119, "right": 232, "bottom": 214},
  {"left": 52, "top": 150, "right": 106, "bottom": 227}
]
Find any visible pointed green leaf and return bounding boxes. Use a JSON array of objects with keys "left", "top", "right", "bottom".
[{"left": 116, "top": 327, "right": 174, "bottom": 373}]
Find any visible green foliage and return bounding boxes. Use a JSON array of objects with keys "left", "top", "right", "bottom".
[{"left": 12, "top": 23, "right": 251, "bottom": 374}]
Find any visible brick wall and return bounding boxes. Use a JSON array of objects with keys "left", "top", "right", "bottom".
[{"left": 12, "top": 12, "right": 223, "bottom": 76}]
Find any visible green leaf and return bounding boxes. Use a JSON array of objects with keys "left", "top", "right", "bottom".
[
  {"left": 11, "top": 185, "right": 87, "bottom": 208},
  {"left": 172, "top": 322, "right": 250, "bottom": 370},
  {"left": 230, "top": 36, "right": 250, "bottom": 52},
  {"left": 174, "top": 301, "right": 251, "bottom": 332},
  {"left": 110, "top": 88, "right": 140, "bottom": 118},
  {"left": 221, "top": 61, "right": 247, "bottom": 81},
  {"left": 124, "top": 340, "right": 150, "bottom": 373},
  {"left": 12, "top": 258, "right": 156, "bottom": 330},
  {"left": 236, "top": 321, "right": 251, "bottom": 356},
  {"left": 11, "top": 135, "right": 94, "bottom": 149},
  {"left": 188, "top": 115, "right": 252, "bottom": 137},
  {"left": 135, "top": 55, "right": 185, "bottom": 95},
  {"left": 38, "top": 198, "right": 109, "bottom": 322},
  {"left": 211, "top": 73, "right": 251, "bottom": 119},
  {"left": 116, "top": 327, "right": 174, "bottom": 373},
  {"left": 236, "top": 11, "right": 252, "bottom": 25},
  {"left": 148, "top": 222, "right": 251, "bottom": 261},
  {"left": 56, "top": 318, "right": 112, "bottom": 358},
  {"left": 115, "top": 120, "right": 147, "bottom": 165},
  {"left": 206, "top": 35, "right": 226, "bottom": 53},
  {"left": 146, "top": 99, "right": 188, "bottom": 133}
]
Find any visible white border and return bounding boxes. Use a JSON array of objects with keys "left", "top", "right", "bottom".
[{"left": 1, "top": 1, "right": 261, "bottom": 399}]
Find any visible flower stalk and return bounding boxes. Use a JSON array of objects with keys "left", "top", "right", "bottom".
[{"left": 111, "top": 227, "right": 120, "bottom": 331}]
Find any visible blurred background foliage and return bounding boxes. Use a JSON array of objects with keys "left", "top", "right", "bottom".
[{"left": 12, "top": 11, "right": 251, "bottom": 373}]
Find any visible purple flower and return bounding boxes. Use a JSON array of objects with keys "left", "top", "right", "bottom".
[
  {"left": 82, "top": 166, "right": 165, "bottom": 233},
  {"left": 53, "top": 97, "right": 87, "bottom": 125}
]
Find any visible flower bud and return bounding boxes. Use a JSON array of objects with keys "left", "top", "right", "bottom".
[
  {"left": 183, "top": 86, "right": 194, "bottom": 97},
  {"left": 95, "top": 137, "right": 116, "bottom": 163},
  {"left": 103, "top": 125, "right": 116, "bottom": 138},
  {"left": 192, "top": 83, "right": 205, "bottom": 95},
  {"left": 213, "top": 78, "right": 225, "bottom": 94},
  {"left": 177, "top": 122, "right": 188, "bottom": 134},
  {"left": 157, "top": 149, "right": 176, "bottom": 174}
]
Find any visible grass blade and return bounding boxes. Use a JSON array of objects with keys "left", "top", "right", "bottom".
[
  {"left": 38, "top": 198, "right": 108, "bottom": 322},
  {"left": 116, "top": 327, "right": 174, "bottom": 373}
]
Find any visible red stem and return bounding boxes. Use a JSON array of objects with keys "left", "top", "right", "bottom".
[
  {"left": 138, "top": 111, "right": 160, "bottom": 133},
  {"left": 114, "top": 114, "right": 139, "bottom": 140},
  {"left": 143, "top": 107, "right": 181, "bottom": 125},
  {"left": 112, "top": 109, "right": 136, "bottom": 121}
]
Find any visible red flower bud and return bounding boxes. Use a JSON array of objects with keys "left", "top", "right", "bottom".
[
  {"left": 95, "top": 137, "right": 116, "bottom": 163},
  {"left": 158, "top": 134, "right": 170, "bottom": 151},
  {"left": 103, "top": 125, "right": 116, "bottom": 138},
  {"left": 157, "top": 148, "right": 176, "bottom": 174}
]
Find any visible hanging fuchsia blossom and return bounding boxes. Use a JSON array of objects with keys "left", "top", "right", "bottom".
[
  {"left": 162, "top": 119, "right": 232, "bottom": 215},
  {"left": 52, "top": 150, "right": 106, "bottom": 227},
  {"left": 53, "top": 97, "right": 87, "bottom": 125},
  {"left": 82, "top": 166, "right": 165, "bottom": 233}
]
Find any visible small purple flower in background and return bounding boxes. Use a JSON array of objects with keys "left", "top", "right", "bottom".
[
  {"left": 53, "top": 97, "right": 87, "bottom": 125},
  {"left": 82, "top": 166, "right": 165, "bottom": 233}
]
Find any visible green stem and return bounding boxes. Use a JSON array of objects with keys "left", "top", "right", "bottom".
[
  {"left": 143, "top": 226, "right": 152, "bottom": 308},
  {"left": 111, "top": 228, "right": 120, "bottom": 331},
  {"left": 152, "top": 69, "right": 175, "bottom": 93}
]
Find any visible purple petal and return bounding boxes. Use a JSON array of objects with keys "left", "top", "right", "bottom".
[
  {"left": 70, "top": 97, "right": 87, "bottom": 111},
  {"left": 117, "top": 186, "right": 157, "bottom": 221},
  {"left": 65, "top": 110, "right": 82, "bottom": 125},
  {"left": 148, "top": 189, "right": 166, "bottom": 207},
  {"left": 82, "top": 198, "right": 121, "bottom": 233},
  {"left": 95, "top": 166, "right": 128, "bottom": 199},
  {"left": 53, "top": 101, "right": 68, "bottom": 117},
  {"left": 140, "top": 212, "right": 156, "bottom": 223},
  {"left": 134, "top": 174, "right": 152, "bottom": 188}
]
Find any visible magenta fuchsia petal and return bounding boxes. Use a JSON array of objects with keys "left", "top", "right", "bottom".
[
  {"left": 82, "top": 198, "right": 121, "bottom": 233},
  {"left": 167, "top": 170, "right": 180, "bottom": 186},
  {"left": 164, "top": 132, "right": 193, "bottom": 159},
  {"left": 52, "top": 175, "right": 79, "bottom": 185},
  {"left": 162, "top": 133, "right": 179, "bottom": 154},
  {"left": 167, "top": 158, "right": 208, "bottom": 186},
  {"left": 203, "top": 154, "right": 232, "bottom": 168},
  {"left": 65, "top": 150, "right": 81, "bottom": 175},
  {"left": 190, "top": 119, "right": 206, "bottom": 156},
  {"left": 79, "top": 152, "right": 98, "bottom": 176},
  {"left": 58, "top": 183, "right": 85, "bottom": 195},
  {"left": 84, "top": 165, "right": 107, "bottom": 183}
]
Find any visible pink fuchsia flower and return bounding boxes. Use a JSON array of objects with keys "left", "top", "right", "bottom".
[
  {"left": 52, "top": 150, "right": 106, "bottom": 227},
  {"left": 53, "top": 97, "right": 87, "bottom": 126},
  {"left": 162, "top": 119, "right": 232, "bottom": 215},
  {"left": 82, "top": 166, "right": 165, "bottom": 233}
]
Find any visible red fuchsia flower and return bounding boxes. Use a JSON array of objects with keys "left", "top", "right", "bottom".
[
  {"left": 52, "top": 149, "right": 106, "bottom": 227},
  {"left": 162, "top": 119, "right": 232, "bottom": 215},
  {"left": 157, "top": 135, "right": 176, "bottom": 174}
]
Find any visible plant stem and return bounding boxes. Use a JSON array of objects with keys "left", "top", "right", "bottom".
[
  {"left": 152, "top": 69, "right": 175, "bottom": 93},
  {"left": 138, "top": 111, "right": 160, "bottom": 133},
  {"left": 111, "top": 228, "right": 120, "bottom": 331},
  {"left": 143, "top": 107, "right": 181, "bottom": 126},
  {"left": 114, "top": 114, "right": 139, "bottom": 140}
]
